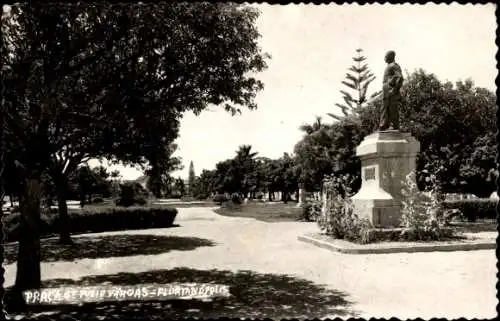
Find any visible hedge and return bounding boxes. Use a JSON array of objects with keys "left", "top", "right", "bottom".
[
  {"left": 3, "top": 205, "right": 178, "bottom": 243},
  {"left": 213, "top": 194, "right": 228, "bottom": 204},
  {"left": 442, "top": 199, "right": 497, "bottom": 222}
]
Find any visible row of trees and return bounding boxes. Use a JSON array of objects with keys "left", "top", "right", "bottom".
[
  {"left": 179, "top": 49, "right": 496, "bottom": 202},
  {"left": 2, "top": 2, "right": 269, "bottom": 304},
  {"left": 3, "top": 165, "right": 120, "bottom": 207},
  {"left": 183, "top": 146, "right": 298, "bottom": 202}
]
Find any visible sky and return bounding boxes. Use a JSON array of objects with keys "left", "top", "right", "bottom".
[{"left": 88, "top": 3, "right": 497, "bottom": 180}]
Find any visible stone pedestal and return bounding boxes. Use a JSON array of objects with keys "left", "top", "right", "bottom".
[{"left": 351, "top": 130, "right": 420, "bottom": 228}]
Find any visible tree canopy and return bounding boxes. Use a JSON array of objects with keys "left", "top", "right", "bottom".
[{"left": 2, "top": 2, "right": 269, "bottom": 299}]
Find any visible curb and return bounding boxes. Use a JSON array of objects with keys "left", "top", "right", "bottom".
[{"left": 298, "top": 234, "right": 497, "bottom": 254}]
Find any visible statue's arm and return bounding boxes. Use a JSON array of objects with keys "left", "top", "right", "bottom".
[{"left": 393, "top": 64, "right": 404, "bottom": 87}]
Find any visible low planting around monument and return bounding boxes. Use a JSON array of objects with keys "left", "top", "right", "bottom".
[{"left": 308, "top": 171, "right": 493, "bottom": 245}]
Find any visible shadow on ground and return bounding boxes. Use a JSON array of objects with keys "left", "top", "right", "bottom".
[
  {"left": 3, "top": 235, "right": 216, "bottom": 264},
  {"left": 4, "top": 267, "right": 356, "bottom": 319}
]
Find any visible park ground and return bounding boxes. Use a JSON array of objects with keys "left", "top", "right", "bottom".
[{"left": 3, "top": 204, "right": 497, "bottom": 319}]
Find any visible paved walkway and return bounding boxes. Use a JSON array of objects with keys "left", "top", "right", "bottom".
[{"left": 3, "top": 207, "right": 497, "bottom": 319}]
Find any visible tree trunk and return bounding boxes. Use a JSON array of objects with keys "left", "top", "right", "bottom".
[
  {"left": 9, "top": 175, "right": 42, "bottom": 310},
  {"left": 56, "top": 179, "right": 73, "bottom": 245},
  {"left": 10, "top": 194, "right": 14, "bottom": 207},
  {"left": 79, "top": 189, "right": 85, "bottom": 208}
]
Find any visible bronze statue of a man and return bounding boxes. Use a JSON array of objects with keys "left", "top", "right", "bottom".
[{"left": 379, "top": 50, "right": 403, "bottom": 131}]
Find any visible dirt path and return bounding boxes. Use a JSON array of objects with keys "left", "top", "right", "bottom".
[{"left": 3, "top": 207, "right": 496, "bottom": 319}]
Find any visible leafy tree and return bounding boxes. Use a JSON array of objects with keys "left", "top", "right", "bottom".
[
  {"left": 196, "top": 149, "right": 299, "bottom": 203},
  {"left": 91, "top": 166, "right": 112, "bottom": 198},
  {"left": 294, "top": 116, "right": 334, "bottom": 195},
  {"left": 213, "top": 159, "right": 237, "bottom": 194},
  {"left": 254, "top": 157, "right": 273, "bottom": 199},
  {"left": 232, "top": 145, "right": 258, "bottom": 198},
  {"left": 75, "top": 165, "right": 96, "bottom": 207},
  {"left": 2, "top": 2, "right": 269, "bottom": 303},
  {"left": 277, "top": 153, "right": 298, "bottom": 203},
  {"left": 194, "top": 169, "right": 216, "bottom": 199},
  {"left": 395, "top": 71, "right": 496, "bottom": 196},
  {"left": 146, "top": 141, "right": 183, "bottom": 198},
  {"left": 172, "top": 177, "right": 186, "bottom": 198},
  {"left": 294, "top": 124, "right": 336, "bottom": 192}
]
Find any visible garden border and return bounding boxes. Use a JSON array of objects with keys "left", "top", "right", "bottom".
[{"left": 298, "top": 232, "right": 496, "bottom": 254}]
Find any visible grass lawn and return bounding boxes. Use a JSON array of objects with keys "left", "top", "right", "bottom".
[
  {"left": 152, "top": 201, "right": 218, "bottom": 209},
  {"left": 213, "top": 201, "right": 303, "bottom": 222}
]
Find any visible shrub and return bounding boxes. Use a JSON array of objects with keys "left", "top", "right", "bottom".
[
  {"left": 92, "top": 197, "right": 104, "bottom": 204},
  {"left": 317, "top": 175, "right": 374, "bottom": 244},
  {"left": 230, "top": 193, "right": 242, "bottom": 205},
  {"left": 194, "top": 193, "right": 210, "bottom": 201},
  {"left": 115, "top": 183, "right": 148, "bottom": 207},
  {"left": 3, "top": 210, "right": 57, "bottom": 243},
  {"left": 169, "top": 191, "right": 182, "bottom": 199},
  {"left": 180, "top": 196, "right": 196, "bottom": 202},
  {"left": 213, "top": 194, "right": 228, "bottom": 205},
  {"left": 318, "top": 193, "right": 374, "bottom": 244},
  {"left": 400, "top": 171, "right": 453, "bottom": 241},
  {"left": 120, "top": 183, "right": 135, "bottom": 199},
  {"left": 4, "top": 206, "right": 178, "bottom": 243},
  {"left": 299, "top": 200, "right": 321, "bottom": 222},
  {"left": 442, "top": 208, "right": 465, "bottom": 224},
  {"left": 48, "top": 207, "right": 59, "bottom": 215},
  {"left": 442, "top": 199, "right": 497, "bottom": 222},
  {"left": 115, "top": 197, "right": 147, "bottom": 207}
]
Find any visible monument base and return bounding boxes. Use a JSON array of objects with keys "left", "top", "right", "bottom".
[
  {"left": 351, "top": 181, "right": 402, "bottom": 228},
  {"left": 352, "top": 198, "right": 401, "bottom": 228},
  {"left": 351, "top": 130, "right": 420, "bottom": 228}
]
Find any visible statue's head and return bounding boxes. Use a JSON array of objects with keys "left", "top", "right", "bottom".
[{"left": 385, "top": 50, "right": 396, "bottom": 63}]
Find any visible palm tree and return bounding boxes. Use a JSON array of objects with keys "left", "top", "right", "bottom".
[
  {"left": 235, "top": 145, "right": 258, "bottom": 160},
  {"left": 299, "top": 116, "right": 329, "bottom": 135},
  {"left": 233, "top": 145, "right": 258, "bottom": 199}
]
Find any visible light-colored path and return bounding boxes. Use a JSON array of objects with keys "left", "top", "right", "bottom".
[{"left": 3, "top": 207, "right": 497, "bottom": 319}]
